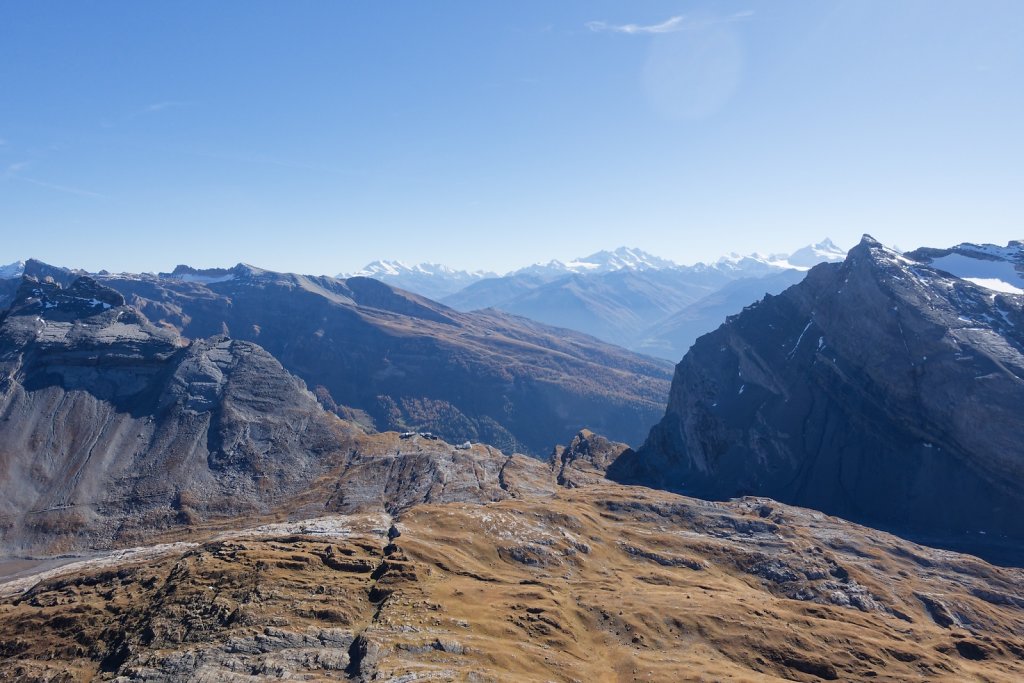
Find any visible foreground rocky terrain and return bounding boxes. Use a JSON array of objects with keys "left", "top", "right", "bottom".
[
  {"left": 613, "top": 236, "right": 1024, "bottom": 563},
  {"left": 2, "top": 481, "right": 1024, "bottom": 682}
]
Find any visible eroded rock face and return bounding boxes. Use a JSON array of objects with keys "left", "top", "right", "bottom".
[
  {"left": 0, "top": 276, "right": 353, "bottom": 553},
  {"left": 0, "top": 276, "right": 556, "bottom": 555},
  {"left": 612, "top": 236, "right": 1024, "bottom": 562}
]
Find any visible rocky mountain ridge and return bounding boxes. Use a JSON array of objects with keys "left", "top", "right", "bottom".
[
  {"left": 612, "top": 235, "right": 1024, "bottom": 563},
  {"left": 22, "top": 262, "right": 673, "bottom": 456},
  {"left": 0, "top": 274, "right": 343, "bottom": 554}
]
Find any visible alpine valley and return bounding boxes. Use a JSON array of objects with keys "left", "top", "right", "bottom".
[{"left": 1, "top": 237, "right": 1023, "bottom": 682}]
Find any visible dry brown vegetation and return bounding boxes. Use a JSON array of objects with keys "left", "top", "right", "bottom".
[{"left": 2, "top": 483, "right": 1023, "bottom": 681}]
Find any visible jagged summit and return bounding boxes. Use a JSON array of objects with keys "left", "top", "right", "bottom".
[
  {"left": 0, "top": 275, "right": 180, "bottom": 363},
  {"left": 578, "top": 246, "right": 679, "bottom": 271},
  {"left": 20, "top": 258, "right": 84, "bottom": 287}
]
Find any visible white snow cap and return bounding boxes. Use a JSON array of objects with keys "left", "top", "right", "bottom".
[{"left": 343, "top": 260, "right": 496, "bottom": 280}]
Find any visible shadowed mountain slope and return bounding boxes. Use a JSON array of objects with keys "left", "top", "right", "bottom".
[{"left": 611, "top": 236, "right": 1024, "bottom": 563}]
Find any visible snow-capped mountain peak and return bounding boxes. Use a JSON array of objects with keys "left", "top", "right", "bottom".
[
  {"left": 349, "top": 260, "right": 408, "bottom": 278},
  {"left": 339, "top": 260, "right": 499, "bottom": 300},
  {"left": 344, "top": 260, "right": 495, "bottom": 280},
  {"left": 0, "top": 260, "right": 26, "bottom": 280},
  {"left": 576, "top": 247, "right": 679, "bottom": 272},
  {"left": 785, "top": 238, "right": 848, "bottom": 268},
  {"left": 713, "top": 238, "right": 847, "bottom": 273},
  {"left": 516, "top": 247, "right": 679, "bottom": 278}
]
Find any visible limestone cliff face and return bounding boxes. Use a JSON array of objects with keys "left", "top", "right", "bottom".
[{"left": 611, "top": 236, "right": 1024, "bottom": 560}]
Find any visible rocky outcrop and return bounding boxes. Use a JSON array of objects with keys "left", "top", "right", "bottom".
[
  {"left": 95, "top": 264, "right": 672, "bottom": 455},
  {"left": 551, "top": 429, "right": 631, "bottom": 488},
  {"left": 612, "top": 236, "right": 1024, "bottom": 563}
]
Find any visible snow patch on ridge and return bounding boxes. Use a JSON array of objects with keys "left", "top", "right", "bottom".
[
  {"left": 930, "top": 253, "right": 1024, "bottom": 295},
  {"left": 964, "top": 278, "right": 1024, "bottom": 295}
]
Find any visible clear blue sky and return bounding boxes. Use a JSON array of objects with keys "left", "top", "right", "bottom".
[{"left": 1, "top": 1, "right": 1022, "bottom": 275}]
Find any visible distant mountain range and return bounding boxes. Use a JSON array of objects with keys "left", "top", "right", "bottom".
[
  {"left": 439, "top": 241, "right": 847, "bottom": 356},
  {"left": 344, "top": 261, "right": 499, "bottom": 300},
  {"left": 338, "top": 242, "right": 847, "bottom": 359},
  {"left": 2, "top": 241, "right": 848, "bottom": 368},
  {"left": 337, "top": 246, "right": 681, "bottom": 291},
  {"left": 343, "top": 241, "right": 846, "bottom": 295},
  {"left": 632, "top": 268, "right": 808, "bottom": 360}
]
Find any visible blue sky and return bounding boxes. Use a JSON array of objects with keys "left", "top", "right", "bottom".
[{"left": 1, "top": 1, "right": 1022, "bottom": 275}]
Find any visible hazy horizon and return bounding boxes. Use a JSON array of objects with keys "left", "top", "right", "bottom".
[
  {"left": 6, "top": 236, "right": 854, "bottom": 277},
  {"left": 3, "top": 1, "right": 1022, "bottom": 274}
]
